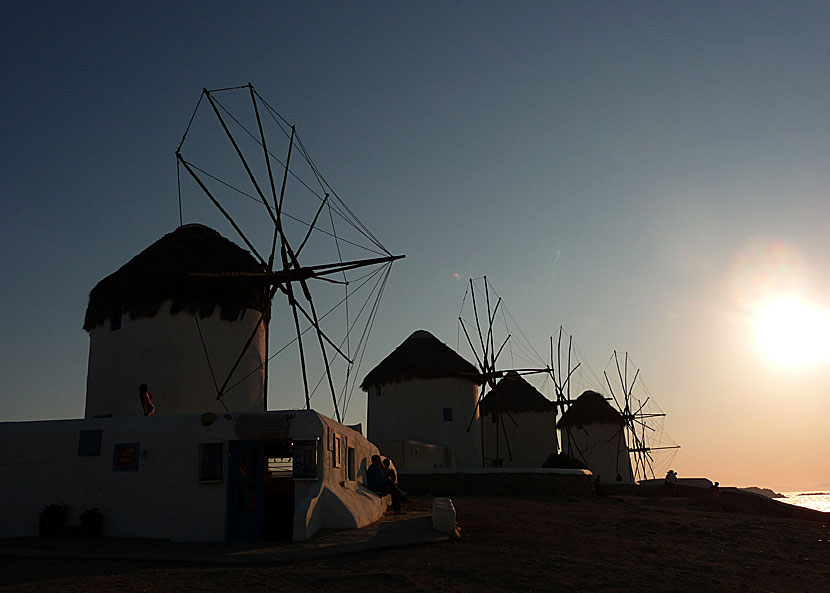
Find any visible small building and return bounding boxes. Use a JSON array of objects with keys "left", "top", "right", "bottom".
[
  {"left": 0, "top": 225, "right": 386, "bottom": 542},
  {"left": 361, "top": 330, "right": 482, "bottom": 468},
  {"left": 557, "top": 390, "right": 633, "bottom": 483},
  {"left": 480, "top": 371, "right": 558, "bottom": 468},
  {"left": 0, "top": 410, "right": 382, "bottom": 542}
]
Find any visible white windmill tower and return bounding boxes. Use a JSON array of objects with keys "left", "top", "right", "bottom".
[{"left": 84, "top": 84, "right": 404, "bottom": 421}]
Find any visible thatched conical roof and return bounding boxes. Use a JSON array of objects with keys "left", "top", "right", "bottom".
[
  {"left": 360, "top": 330, "right": 480, "bottom": 390},
  {"left": 480, "top": 371, "right": 555, "bottom": 414},
  {"left": 556, "top": 390, "right": 625, "bottom": 427},
  {"left": 84, "top": 224, "right": 268, "bottom": 331}
]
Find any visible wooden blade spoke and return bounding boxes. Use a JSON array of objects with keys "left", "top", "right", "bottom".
[
  {"left": 614, "top": 351, "right": 627, "bottom": 411},
  {"left": 176, "top": 155, "right": 268, "bottom": 267},
  {"left": 469, "top": 279, "right": 487, "bottom": 363},
  {"left": 216, "top": 311, "right": 267, "bottom": 399},
  {"left": 285, "top": 283, "right": 311, "bottom": 409},
  {"left": 305, "top": 293, "right": 342, "bottom": 423},
  {"left": 203, "top": 90, "right": 278, "bottom": 228},
  {"left": 279, "top": 285, "right": 352, "bottom": 365},
  {"left": 604, "top": 371, "right": 623, "bottom": 410},
  {"left": 627, "top": 368, "right": 640, "bottom": 400},
  {"left": 633, "top": 396, "right": 650, "bottom": 416},
  {"left": 296, "top": 193, "right": 329, "bottom": 257},
  {"left": 459, "top": 319, "right": 485, "bottom": 370},
  {"left": 491, "top": 334, "right": 511, "bottom": 368}
]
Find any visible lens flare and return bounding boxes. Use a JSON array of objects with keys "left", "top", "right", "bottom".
[{"left": 731, "top": 238, "right": 805, "bottom": 309}]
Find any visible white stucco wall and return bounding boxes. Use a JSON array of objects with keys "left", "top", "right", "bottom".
[
  {"left": 560, "top": 422, "right": 633, "bottom": 483},
  {"left": 377, "top": 440, "right": 452, "bottom": 470},
  {"left": 0, "top": 410, "right": 386, "bottom": 543},
  {"left": 85, "top": 303, "right": 266, "bottom": 418},
  {"left": 482, "top": 409, "right": 558, "bottom": 468},
  {"left": 0, "top": 415, "right": 236, "bottom": 541},
  {"left": 366, "top": 377, "right": 482, "bottom": 468},
  {"left": 292, "top": 413, "right": 384, "bottom": 541}
]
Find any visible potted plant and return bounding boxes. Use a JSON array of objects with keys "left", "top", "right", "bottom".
[
  {"left": 79, "top": 507, "right": 103, "bottom": 537},
  {"left": 38, "top": 504, "right": 69, "bottom": 536}
]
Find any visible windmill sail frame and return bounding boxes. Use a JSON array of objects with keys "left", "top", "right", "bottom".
[{"left": 175, "top": 84, "right": 404, "bottom": 421}]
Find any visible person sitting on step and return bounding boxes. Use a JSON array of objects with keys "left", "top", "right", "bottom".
[{"left": 367, "top": 454, "right": 406, "bottom": 514}]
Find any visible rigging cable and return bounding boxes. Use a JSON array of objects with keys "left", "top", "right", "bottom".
[
  {"left": 255, "top": 91, "right": 390, "bottom": 253},
  {"left": 223, "top": 263, "right": 387, "bottom": 396},
  {"left": 310, "top": 261, "right": 390, "bottom": 412},
  {"left": 213, "top": 92, "right": 390, "bottom": 254},
  {"left": 342, "top": 262, "right": 393, "bottom": 416},
  {"left": 176, "top": 92, "right": 205, "bottom": 152},
  {"left": 178, "top": 159, "right": 386, "bottom": 257},
  {"left": 193, "top": 314, "right": 220, "bottom": 396}
]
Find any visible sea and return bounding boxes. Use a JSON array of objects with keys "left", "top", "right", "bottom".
[{"left": 778, "top": 491, "right": 830, "bottom": 513}]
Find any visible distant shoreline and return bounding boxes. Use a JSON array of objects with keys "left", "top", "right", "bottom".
[{"left": 739, "top": 486, "right": 784, "bottom": 498}]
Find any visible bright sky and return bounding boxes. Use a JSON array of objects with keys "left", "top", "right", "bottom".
[{"left": 3, "top": 2, "right": 829, "bottom": 490}]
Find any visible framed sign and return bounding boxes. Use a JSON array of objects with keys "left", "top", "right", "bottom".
[{"left": 113, "top": 443, "right": 140, "bottom": 471}]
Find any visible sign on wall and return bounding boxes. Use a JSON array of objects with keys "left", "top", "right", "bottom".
[{"left": 113, "top": 443, "right": 140, "bottom": 471}]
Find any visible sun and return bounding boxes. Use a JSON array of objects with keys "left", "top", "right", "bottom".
[{"left": 755, "top": 298, "right": 830, "bottom": 366}]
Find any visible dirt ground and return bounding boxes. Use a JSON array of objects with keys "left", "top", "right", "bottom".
[{"left": 2, "top": 495, "right": 828, "bottom": 593}]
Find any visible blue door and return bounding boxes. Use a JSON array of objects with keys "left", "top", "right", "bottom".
[{"left": 226, "top": 441, "right": 265, "bottom": 541}]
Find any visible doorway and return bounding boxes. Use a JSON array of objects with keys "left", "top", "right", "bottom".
[
  {"left": 226, "top": 440, "right": 295, "bottom": 541},
  {"left": 264, "top": 441, "right": 294, "bottom": 540}
]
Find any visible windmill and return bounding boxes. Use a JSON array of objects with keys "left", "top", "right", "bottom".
[
  {"left": 604, "top": 351, "right": 680, "bottom": 481},
  {"left": 457, "top": 277, "right": 555, "bottom": 466},
  {"left": 549, "top": 325, "right": 587, "bottom": 463},
  {"left": 175, "top": 84, "right": 404, "bottom": 422}
]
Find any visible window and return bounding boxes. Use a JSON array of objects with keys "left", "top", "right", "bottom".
[
  {"left": 347, "top": 447, "right": 356, "bottom": 481},
  {"left": 113, "top": 443, "right": 140, "bottom": 471},
  {"left": 267, "top": 456, "right": 293, "bottom": 477},
  {"left": 198, "top": 443, "right": 224, "bottom": 481},
  {"left": 332, "top": 435, "right": 342, "bottom": 468},
  {"left": 78, "top": 430, "right": 102, "bottom": 456},
  {"left": 443, "top": 407, "right": 454, "bottom": 422},
  {"left": 109, "top": 310, "right": 122, "bottom": 331},
  {"left": 293, "top": 440, "right": 319, "bottom": 479}
]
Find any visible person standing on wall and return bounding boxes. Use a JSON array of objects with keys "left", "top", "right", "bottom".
[{"left": 139, "top": 383, "right": 155, "bottom": 416}]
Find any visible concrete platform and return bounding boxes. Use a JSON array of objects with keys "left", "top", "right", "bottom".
[{"left": 0, "top": 509, "right": 446, "bottom": 565}]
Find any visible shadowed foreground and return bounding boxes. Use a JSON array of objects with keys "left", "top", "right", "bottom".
[{"left": 1, "top": 496, "right": 828, "bottom": 592}]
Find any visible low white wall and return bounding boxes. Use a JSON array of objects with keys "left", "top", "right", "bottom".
[
  {"left": 398, "top": 467, "right": 595, "bottom": 498},
  {"left": 0, "top": 411, "right": 387, "bottom": 543},
  {"left": 377, "top": 440, "right": 452, "bottom": 470},
  {"left": 0, "top": 415, "right": 235, "bottom": 541},
  {"left": 292, "top": 414, "right": 384, "bottom": 541}
]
